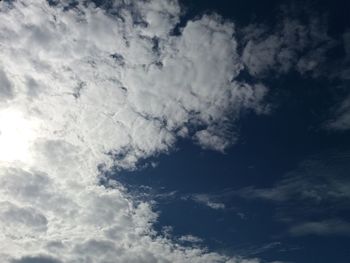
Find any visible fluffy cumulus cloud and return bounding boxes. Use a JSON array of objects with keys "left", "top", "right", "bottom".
[{"left": 0, "top": 0, "right": 267, "bottom": 262}]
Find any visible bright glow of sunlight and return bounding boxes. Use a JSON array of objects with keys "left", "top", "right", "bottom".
[{"left": 0, "top": 109, "right": 38, "bottom": 163}]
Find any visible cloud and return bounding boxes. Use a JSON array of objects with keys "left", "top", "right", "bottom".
[
  {"left": 240, "top": 6, "right": 336, "bottom": 78},
  {"left": 236, "top": 154, "right": 350, "bottom": 203},
  {"left": 0, "top": 201, "right": 48, "bottom": 232},
  {"left": 327, "top": 94, "right": 350, "bottom": 130},
  {"left": 0, "top": 70, "right": 13, "bottom": 100},
  {"left": 1, "top": 0, "right": 346, "bottom": 261},
  {"left": 289, "top": 219, "right": 350, "bottom": 237},
  {"left": 190, "top": 194, "right": 226, "bottom": 210},
  {"left": 334, "top": 29, "right": 350, "bottom": 80},
  {"left": 234, "top": 152, "right": 350, "bottom": 236},
  {"left": 240, "top": 6, "right": 350, "bottom": 132},
  {"left": 324, "top": 29, "right": 350, "bottom": 131},
  {"left": 194, "top": 82, "right": 268, "bottom": 152},
  {"left": 178, "top": 235, "right": 203, "bottom": 243},
  {"left": 233, "top": 242, "right": 283, "bottom": 257},
  {"left": 12, "top": 256, "right": 62, "bottom": 263},
  {"left": 0, "top": 0, "right": 267, "bottom": 262}
]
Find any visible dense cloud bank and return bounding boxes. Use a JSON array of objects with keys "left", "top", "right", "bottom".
[{"left": 0, "top": 0, "right": 266, "bottom": 262}]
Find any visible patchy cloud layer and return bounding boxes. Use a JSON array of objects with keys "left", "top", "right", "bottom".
[
  {"left": 0, "top": 0, "right": 267, "bottom": 262},
  {"left": 240, "top": 6, "right": 350, "bottom": 130},
  {"left": 241, "top": 7, "right": 337, "bottom": 78}
]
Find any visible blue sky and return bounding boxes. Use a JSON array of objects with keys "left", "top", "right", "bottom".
[{"left": 0, "top": 0, "right": 349, "bottom": 262}]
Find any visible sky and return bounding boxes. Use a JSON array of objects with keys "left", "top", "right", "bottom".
[{"left": 0, "top": 0, "right": 349, "bottom": 262}]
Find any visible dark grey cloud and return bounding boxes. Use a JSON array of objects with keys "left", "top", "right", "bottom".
[
  {"left": 0, "top": 69, "right": 13, "bottom": 100},
  {"left": 0, "top": 202, "right": 48, "bottom": 230},
  {"left": 12, "top": 255, "right": 62, "bottom": 263}
]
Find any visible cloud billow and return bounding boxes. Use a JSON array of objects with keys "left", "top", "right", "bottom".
[{"left": 0, "top": 0, "right": 266, "bottom": 262}]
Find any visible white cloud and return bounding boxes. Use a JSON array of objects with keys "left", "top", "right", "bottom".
[
  {"left": 191, "top": 194, "right": 226, "bottom": 210},
  {"left": 195, "top": 129, "right": 231, "bottom": 153},
  {"left": 0, "top": 0, "right": 266, "bottom": 262},
  {"left": 178, "top": 235, "right": 203, "bottom": 243}
]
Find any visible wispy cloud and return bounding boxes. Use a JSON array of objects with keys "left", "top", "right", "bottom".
[
  {"left": 191, "top": 194, "right": 226, "bottom": 210},
  {"left": 178, "top": 234, "right": 204, "bottom": 243},
  {"left": 327, "top": 93, "right": 350, "bottom": 131},
  {"left": 289, "top": 219, "right": 350, "bottom": 237},
  {"left": 234, "top": 151, "right": 350, "bottom": 236}
]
